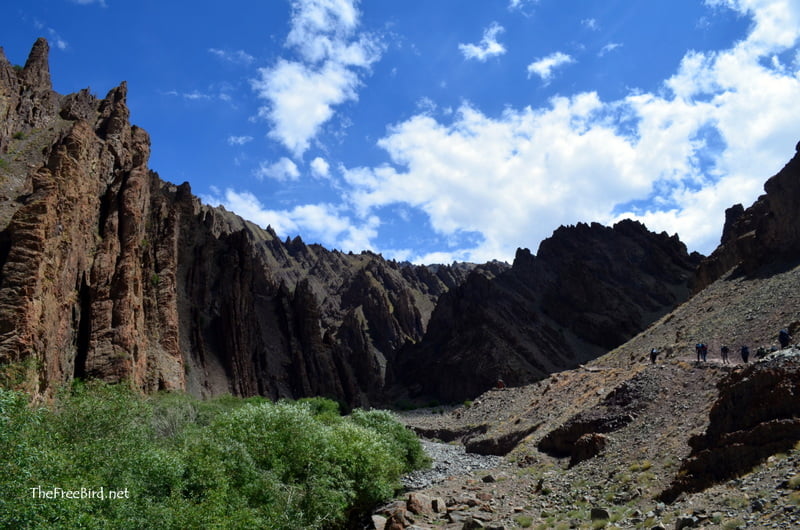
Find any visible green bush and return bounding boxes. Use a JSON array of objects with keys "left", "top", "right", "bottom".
[
  {"left": 351, "top": 408, "right": 431, "bottom": 472},
  {"left": 0, "top": 384, "right": 426, "bottom": 529},
  {"left": 297, "top": 395, "right": 343, "bottom": 422}
]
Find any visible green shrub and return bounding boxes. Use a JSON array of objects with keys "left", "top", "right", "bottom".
[
  {"left": 351, "top": 408, "right": 431, "bottom": 472},
  {"left": 0, "top": 384, "right": 426, "bottom": 529},
  {"left": 297, "top": 395, "right": 343, "bottom": 422}
]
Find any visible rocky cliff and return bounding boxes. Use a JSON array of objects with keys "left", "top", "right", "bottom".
[
  {"left": 0, "top": 39, "right": 507, "bottom": 405},
  {"left": 0, "top": 39, "right": 702, "bottom": 406},
  {"left": 395, "top": 220, "right": 701, "bottom": 402}
]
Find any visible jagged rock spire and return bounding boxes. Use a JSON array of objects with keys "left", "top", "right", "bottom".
[{"left": 22, "top": 37, "right": 52, "bottom": 90}]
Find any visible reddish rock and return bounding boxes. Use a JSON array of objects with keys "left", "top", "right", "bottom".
[
  {"left": 570, "top": 433, "right": 609, "bottom": 467},
  {"left": 384, "top": 508, "right": 408, "bottom": 530},
  {"left": 406, "top": 492, "right": 433, "bottom": 515}
]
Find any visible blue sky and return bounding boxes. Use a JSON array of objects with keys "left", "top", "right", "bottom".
[{"left": 3, "top": 0, "right": 800, "bottom": 263}]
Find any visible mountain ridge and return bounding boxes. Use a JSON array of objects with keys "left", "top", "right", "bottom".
[
  {"left": 395, "top": 141, "right": 800, "bottom": 528},
  {"left": 0, "top": 39, "right": 504, "bottom": 406},
  {"left": 1, "top": 39, "right": 699, "bottom": 408}
]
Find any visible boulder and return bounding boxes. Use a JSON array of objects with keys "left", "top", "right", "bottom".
[
  {"left": 406, "top": 492, "right": 433, "bottom": 515},
  {"left": 570, "top": 433, "right": 608, "bottom": 467}
]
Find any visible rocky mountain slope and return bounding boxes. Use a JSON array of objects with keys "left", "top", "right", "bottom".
[
  {"left": 396, "top": 220, "right": 700, "bottom": 402},
  {"left": 395, "top": 143, "right": 800, "bottom": 528},
  {"left": 0, "top": 39, "right": 700, "bottom": 406}
]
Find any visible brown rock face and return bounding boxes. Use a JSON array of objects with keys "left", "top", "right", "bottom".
[
  {"left": 396, "top": 220, "right": 701, "bottom": 402},
  {"left": 0, "top": 38, "right": 59, "bottom": 153},
  {"left": 0, "top": 71, "right": 160, "bottom": 392},
  {"left": 0, "top": 39, "right": 503, "bottom": 404}
]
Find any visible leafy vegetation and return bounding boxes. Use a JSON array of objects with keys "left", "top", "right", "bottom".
[{"left": 0, "top": 382, "right": 428, "bottom": 529}]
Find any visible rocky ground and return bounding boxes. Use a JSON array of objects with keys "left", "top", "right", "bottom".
[{"left": 371, "top": 263, "right": 800, "bottom": 530}]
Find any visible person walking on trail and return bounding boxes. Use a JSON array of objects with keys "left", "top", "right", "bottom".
[
  {"left": 650, "top": 348, "right": 659, "bottom": 364},
  {"left": 779, "top": 328, "right": 792, "bottom": 349},
  {"left": 701, "top": 343, "right": 708, "bottom": 362},
  {"left": 741, "top": 345, "right": 750, "bottom": 363},
  {"left": 721, "top": 345, "right": 730, "bottom": 365},
  {"left": 696, "top": 343, "right": 703, "bottom": 362}
]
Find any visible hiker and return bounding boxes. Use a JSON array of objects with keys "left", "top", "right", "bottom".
[
  {"left": 695, "top": 343, "right": 703, "bottom": 362},
  {"left": 650, "top": 348, "right": 659, "bottom": 364},
  {"left": 779, "top": 328, "right": 792, "bottom": 349},
  {"left": 721, "top": 345, "right": 730, "bottom": 365},
  {"left": 701, "top": 343, "right": 708, "bottom": 362},
  {"left": 741, "top": 345, "right": 750, "bottom": 363},
  {"left": 495, "top": 379, "right": 505, "bottom": 390}
]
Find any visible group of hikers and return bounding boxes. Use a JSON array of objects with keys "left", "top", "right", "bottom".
[{"left": 649, "top": 328, "right": 793, "bottom": 365}]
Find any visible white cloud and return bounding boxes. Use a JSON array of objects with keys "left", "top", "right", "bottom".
[
  {"left": 48, "top": 28, "right": 68, "bottom": 50},
  {"left": 163, "top": 88, "right": 232, "bottom": 102},
  {"left": 344, "top": 95, "right": 645, "bottom": 263},
  {"left": 508, "top": 0, "right": 538, "bottom": 10},
  {"left": 415, "top": 97, "right": 437, "bottom": 114},
  {"left": 598, "top": 42, "right": 622, "bottom": 57},
  {"left": 182, "top": 91, "right": 212, "bottom": 101},
  {"left": 310, "top": 156, "right": 331, "bottom": 178},
  {"left": 256, "top": 157, "right": 301, "bottom": 181},
  {"left": 459, "top": 22, "right": 506, "bottom": 62},
  {"left": 227, "top": 135, "right": 254, "bottom": 146},
  {"left": 582, "top": 18, "right": 599, "bottom": 30},
  {"left": 340, "top": 0, "right": 800, "bottom": 263},
  {"left": 209, "top": 48, "right": 255, "bottom": 66},
  {"left": 705, "top": 0, "right": 800, "bottom": 52},
  {"left": 285, "top": 0, "right": 359, "bottom": 63},
  {"left": 253, "top": 59, "right": 361, "bottom": 157},
  {"left": 203, "top": 189, "right": 379, "bottom": 252},
  {"left": 526, "top": 51, "right": 575, "bottom": 82},
  {"left": 253, "top": 0, "right": 382, "bottom": 157},
  {"left": 35, "top": 22, "right": 68, "bottom": 50}
]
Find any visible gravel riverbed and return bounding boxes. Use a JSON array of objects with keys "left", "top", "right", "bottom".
[{"left": 401, "top": 440, "right": 503, "bottom": 490}]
